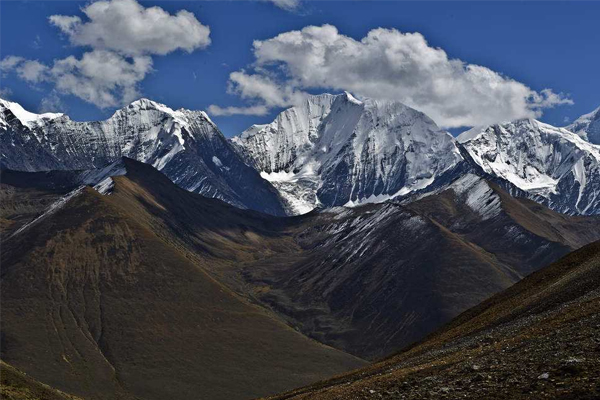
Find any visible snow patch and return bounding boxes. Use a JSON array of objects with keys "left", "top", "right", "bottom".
[
  {"left": 451, "top": 174, "right": 502, "bottom": 220},
  {"left": 10, "top": 187, "right": 84, "bottom": 238},
  {"left": 212, "top": 156, "right": 223, "bottom": 167}
]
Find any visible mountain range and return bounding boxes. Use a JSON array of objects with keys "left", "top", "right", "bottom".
[
  {"left": 1, "top": 94, "right": 600, "bottom": 400},
  {"left": 0, "top": 98, "right": 285, "bottom": 216},
  {"left": 3, "top": 95, "right": 600, "bottom": 217}
]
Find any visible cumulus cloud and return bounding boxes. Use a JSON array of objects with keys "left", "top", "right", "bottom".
[
  {"left": 49, "top": 0, "right": 210, "bottom": 56},
  {"left": 1, "top": 0, "right": 210, "bottom": 109},
  {"left": 228, "top": 71, "right": 308, "bottom": 107},
  {"left": 214, "top": 25, "right": 572, "bottom": 127},
  {"left": 2, "top": 51, "right": 152, "bottom": 108},
  {"left": 207, "top": 70, "right": 308, "bottom": 116}
]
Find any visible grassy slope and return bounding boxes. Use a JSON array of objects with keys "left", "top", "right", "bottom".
[
  {"left": 3, "top": 161, "right": 600, "bottom": 399},
  {"left": 0, "top": 361, "right": 83, "bottom": 400}
]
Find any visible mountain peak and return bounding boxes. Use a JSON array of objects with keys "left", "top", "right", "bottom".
[
  {"left": 342, "top": 91, "right": 362, "bottom": 105},
  {"left": 459, "top": 117, "right": 600, "bottom": 214},
  {"left": 126, "top": 98, "right": 177, "bottom": 114},
  {"left": 124, "top": 98, "right": 215, "bottom": 127},
  {"left": 567, "top": 105, "right": 600, "bottom": 145},
  {"left": 233, "top": 91, "right": 461, "bottom": 214},
  {"left": 0, "top": 98, "right": 63, "bottom": 128}
]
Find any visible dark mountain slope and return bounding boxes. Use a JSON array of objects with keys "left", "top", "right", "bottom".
[
  {"left": 3, "top": 160, "right": 600, "bottom": 399},
  {"left": 266, "top": 240, "right": 600, "bottom": 400},
  {"left": 238, "top": 173, "right": 600, "bottom": 360},
  {"left": 0, "top": 361, "right": 82, "bottom": 400},
  {"left": 0, "top": 160, "right": 364, "bottom": 400}
]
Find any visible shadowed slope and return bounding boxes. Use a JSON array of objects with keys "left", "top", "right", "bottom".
[
  {"left": 0, "top": 361, "right": 82, "bottom": 400},
  {"left": 266, "top": 240, "right": 600, "bottom": 399},
  {"left": 239, "top": 173, "right": 600, "bottom": 360},
  {"left": 0, "top": 159, "right": 364, "bottom": 400},
  {"left": 2, "top": 160, "right": 600, "bottom": 400}
]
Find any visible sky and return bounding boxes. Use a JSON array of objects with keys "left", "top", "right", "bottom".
[{"left": 1, "top": 0, "right": 599, "bottom": 137}]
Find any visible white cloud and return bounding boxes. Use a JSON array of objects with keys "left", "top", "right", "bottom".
[
  {"left": 0, "top": 87, "right": 13, "bottom": 99},
  {"left": 0, "top": 56, "right": 25, "bottom": 71},
  {"left": 264, "top": 0, "right": 301, "bottom": 11},
  {"left": 207, "top": 71, "right": 308, "bottom": 116},
  {"left": 216, "top": 25, "right": 572, "bottom": 127},
  {"left": 2, "top": 51, "right": 152, "bottom": 108},
  {"left": 39, "top": 91, "right": 66, "bottom": 113},
  {"left": 208, "top": 104, "right": 270, "bottom": 116},
  {"left": 228, "top": 71, "right": 308, "bottom": 108},
  {"left": 49, "top": 0, "right": 210, "bottom": 56},
  {"left": 2, "top": 0, "right": 210, "bottom": 109}
]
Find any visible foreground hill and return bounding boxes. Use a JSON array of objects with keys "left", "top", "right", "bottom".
[
  {"left": 266, "top": 239, "right": 600, "bottom": 399},
  {"left": 0, "top": 361, "right": 82, "bottom": 400},
  {"left": 0, "top": 159, "right": 364, "bottom": 400}
]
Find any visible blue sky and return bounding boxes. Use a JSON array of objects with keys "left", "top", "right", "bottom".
[{"left": 1, "top": 1, "right": 599, "bottom": 137}]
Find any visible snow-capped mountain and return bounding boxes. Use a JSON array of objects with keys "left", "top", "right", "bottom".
[
  {"left": 232, "top": 93, "right": 463, "bottom": 214},
  {"left": 567, "top": 106, "right": 600, "bottom": 145},
  {"left": 0, "top": 98, "right": 285, "bottom": 215},
  {"left": 458, "top": 118, "right": 600, "bottom": 215}
]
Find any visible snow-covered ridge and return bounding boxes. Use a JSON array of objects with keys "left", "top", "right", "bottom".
[
  {"left": 0, "top": 97, "right": 286, "bottom": 215},
  {"left": 449, "top": 173, "right": 502, "bottom": 221},
  {"left": 567, "top": 106, "right": 600, "bottom": 145},
  {"left": 232, "top": 92, "right": 463, "bottom": 214},
  {"left": 459, "top": 118, "right": 600, "bottom": 214},
  {"left": 0, "top": 99, "right": 63, "bottom": 129}
]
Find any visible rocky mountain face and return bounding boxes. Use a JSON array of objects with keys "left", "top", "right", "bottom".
[
  {"left": 241, "top": 172, "right": 600, "bottom": 359},
  {"left": 458, "top": 118, "right": 600, "bottom": 215},
  {"left": 231, "top": 93, "right": 462, "bottom": 214},
  {"left": 0, "top": 98, "right": 285, "bottom": 215},
  {"left": 232, "top": 94, "right": 600, "bottom": 217},
  {"left": 4, "top": 96, "right": 600, "bottom": 219},
  {"left": 567, "top": 105, "right": 600, "bottom": 145},
  {"left": 269, "top": 239, "right": 600, "bottom": 400}
]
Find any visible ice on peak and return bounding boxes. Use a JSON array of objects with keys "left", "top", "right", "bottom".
[
  {"left": 0, "top": 98, "right": 63, "bottom": 128},
  {"left": 459, "top": 118, "right": 600, "bottom": 215},
  {"left": 342, "top": 91, "right": 362, "bottom": 105},
  {"left": 567, "top": 105, "right": 600, "bottom": 145},
  {"left": 234, "top": 92, "right": 462, "bottom": 214}
]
